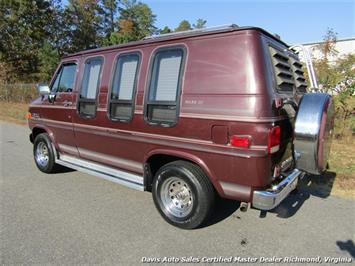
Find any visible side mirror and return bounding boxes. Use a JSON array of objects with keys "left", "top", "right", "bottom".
[{"left": 37, "top": 83, "right": 50, "bottom": 96}]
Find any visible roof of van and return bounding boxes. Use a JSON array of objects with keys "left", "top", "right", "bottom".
[{"left": 63, "top": 25, "right": 289, "bottom": 58}]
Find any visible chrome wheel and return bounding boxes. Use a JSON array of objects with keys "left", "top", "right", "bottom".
[
  {"left": 160, "top": 176, "right": 194, "bottom": 218},
  {"left": 35, "top": 142, "right": 49, "bottom": 167}
]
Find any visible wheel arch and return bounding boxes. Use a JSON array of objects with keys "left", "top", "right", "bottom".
[
  {"left": 31, "top": 125, "right": 57, "bottom": 149},
  {"left": 144, "top": 149, "right": 222, "bottom": 195}
]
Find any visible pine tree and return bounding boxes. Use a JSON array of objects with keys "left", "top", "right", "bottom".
[
  {"left": 64, "top": 0, "right": 105, "bottom": 52},
  {"left": 193, "top": 19, "right": 207, "bottom": 29},
  {"left": 101, "top": 0, "right": 118, "bottom": 38},
  {"left": 175, "top": 20, "right": 192, "bottom": 32},
  {"left": 160, "top": 26, "right": 172, "bottom": 34}
]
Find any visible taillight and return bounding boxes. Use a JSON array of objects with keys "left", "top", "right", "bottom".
[
  {"left": 26, "top": 112, "right": 32, "bottom": 120},
  {"left": 268, "top": 126, "right": 280, "bottom": 154},
  {"left": 230, "top": 135, "right": 250, "bottom": 148}
]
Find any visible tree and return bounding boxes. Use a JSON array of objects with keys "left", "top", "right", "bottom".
[
  {"left": 104, "top": 18, "right": 136, "bottom": 45},
  {"left": 317, "top": 28, "right": 338, "bottom": 60},
  {"left": 38, "top": 41, "right": 60, "bottom": 81},
  {"left": 64, "top": 0, "right": 105, "bottom": 52},
  {"left": 117, "top": 0, "right": 156, "bottom": 41},
  {"left": 0, "top": 61, "right": 12, "bottom": 84},
  {"left": 101, "top": 0, "right": 118, "bottom": 39},
  {"left": 160, "top": 26, "right": 172, "bottom": 34},
  {"left": 334, "top": 54, "right": 355, "bottom": 79},
  {"left": 106, "top": 31, "right": 136, "bottom": 45},
  {"left": 175, "top": 20, "right": 192, "bottom": 32},
  {"left": 313, "top": 28, "right": 339, "bottom": 91},
  {"left": 0, "top": 0, "right": 57, "bottom": 82},
  {"left": 42, "top": 0, "right": 72, "bottom": 57},
  {"left": 193, "top": 18, "right": 206, "bottom": 29}
]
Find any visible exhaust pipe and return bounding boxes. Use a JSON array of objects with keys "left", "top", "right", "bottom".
[{"left": 240, "top": 202, "right": 248, "bottom": 212}]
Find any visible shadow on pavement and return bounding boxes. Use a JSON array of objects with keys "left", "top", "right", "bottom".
[
  {"left": 268, "top": 171, "right": 337, "bottom": 218},
  {"left": 181, "top": 171, "right": 338, "bottom": 227},
  {"left": 336, "top": 240, "right": 355, "bottom": 259},
  {"left": 202, "top": 198, "right": 241, "bottom": 228},
  {"left": 301, "top": 171, "right": 337, "bottom": 198},
  {"left": 53, "top": 165, "right": 76, "bottom": 174},
  {"left": 49, "top": 164, "right": 338, "bottom": 225}
]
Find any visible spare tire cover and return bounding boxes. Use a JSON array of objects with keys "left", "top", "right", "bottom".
[{"left": 294, "top": 93, "right": 334, "bottom": 175}]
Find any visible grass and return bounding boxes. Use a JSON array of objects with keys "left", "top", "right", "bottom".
[
  {"left": 327, "top": 141, "right": 355, "bottom": 198},
  {"left": 0, "top": 101, "right": 354, "bottom": 198},
  {"left": 0, "top": 102, "right": 29, "bottom": 124}
]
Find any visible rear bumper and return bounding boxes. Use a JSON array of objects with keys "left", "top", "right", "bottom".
[{"left": 252, "top": 169, "right": 303, "bottom": 210}]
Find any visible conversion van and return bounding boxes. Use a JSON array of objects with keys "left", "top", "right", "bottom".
[{"left": 28, "top": 25, "right": 334, "bottom": 229}]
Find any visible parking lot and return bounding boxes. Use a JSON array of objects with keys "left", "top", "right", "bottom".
[{"left": 1, "top": 121, "right": 354, "bottom": 264}]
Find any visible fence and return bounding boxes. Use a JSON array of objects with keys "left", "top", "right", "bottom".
[{"left": 0, "top": 83, "right": 38, "bottom": 103}]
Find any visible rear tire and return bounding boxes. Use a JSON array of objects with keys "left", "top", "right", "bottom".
[
  {"left": 33, "top": 133, "right": 58, "bottom": 173},
  {"left": 152, "top": 160, "right": 215, "bottom": 229}
]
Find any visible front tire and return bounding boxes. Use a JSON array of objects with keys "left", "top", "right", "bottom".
[
  {"left": 152, "top": 160, "right": 215, "bottom": 229},
  {"left": 33, "top": 133, "right": 58, "bottom": 173}
]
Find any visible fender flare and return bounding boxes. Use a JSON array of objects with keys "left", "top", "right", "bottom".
[
  {"left": 144, "top": 149, "right": 224, "bottom": 196},
  {"left": 31, "top": 124, "right": 58, "bottom": 151}
]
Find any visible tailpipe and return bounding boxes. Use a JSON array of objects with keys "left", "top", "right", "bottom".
[{"left": 240, "top": 202, "right": 248, "bottom": 212}]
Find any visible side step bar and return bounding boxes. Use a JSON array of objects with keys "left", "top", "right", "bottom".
[{"left": 56, "top": 154, "right": 144, "bottom": 191}]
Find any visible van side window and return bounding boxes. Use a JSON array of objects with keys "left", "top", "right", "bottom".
[
  {"left": 51, "top": 63, "right": 76, "bottom": 93},
  {"left": 109, "top": 53, "right": 140, "bottom": 121},
  {"left": 78, "top": 57, "right": 103, "bottom": 118},
  {"left": 145, "top": 48, "right": 185, "bottom": 126}
]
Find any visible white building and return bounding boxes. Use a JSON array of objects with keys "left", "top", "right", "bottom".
[{"left": 301, "top": 37, "right": 355, "bottom": 64}]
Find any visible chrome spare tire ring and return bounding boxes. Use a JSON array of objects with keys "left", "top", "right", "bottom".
[
  {"left": 294, "top": 93, "right": 334, "bottom": 175},
  {"left": 35, "top": 141, "right": 49, "bottom": 168},
  {"left": 160, "top": 176, "right": 194, "bottom": 218}
]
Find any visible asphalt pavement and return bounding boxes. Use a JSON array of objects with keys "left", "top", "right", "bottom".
[{"left": 0, "top": 121, "right": 354, "bottom": 265}]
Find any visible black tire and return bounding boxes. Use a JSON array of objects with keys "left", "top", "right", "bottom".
[
  {"left": 33, "top": 133, "right": 58, "bottom": 173},
  {"left": 152, "top": 160, "right": 215, "bottom": 229}
]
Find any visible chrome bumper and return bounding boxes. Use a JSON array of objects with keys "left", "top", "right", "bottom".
[{"left": 252, "top": 169, "right": 303, "bottom": 210}]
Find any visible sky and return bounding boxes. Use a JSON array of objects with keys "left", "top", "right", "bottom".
[{"left": 143, "top": 0, "right": 354, "bottom": 44}]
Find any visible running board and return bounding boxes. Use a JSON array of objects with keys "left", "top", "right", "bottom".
[{"left": 56, "top": 154, "right": 144, "bottom": 191}]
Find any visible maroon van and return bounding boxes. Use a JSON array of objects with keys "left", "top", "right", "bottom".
[{"left": 28, "top": 25, "right": 334, "bottom": 229}]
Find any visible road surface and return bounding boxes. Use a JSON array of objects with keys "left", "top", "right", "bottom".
[{"left": 1, "top": 121, "right": 354, "bottom": 265}]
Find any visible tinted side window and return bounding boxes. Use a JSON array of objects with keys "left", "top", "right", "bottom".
[
  {"left": 78, "top": 57, "right": 103, "bottom": 118},
  {"left": 51, "top": 63, "right": 76, "bottom": 92},
  {"left": 58, "top": 64, "right": 76, "bottom": 92},
  {"left": 145, "top": 48, "right": 184, "bottom": 126},
  {"left": 109, "top": 53, "right": 140, "bottom": 121},
  {"left": 51, "top": 72, "right": 60, "bottom": 92}
]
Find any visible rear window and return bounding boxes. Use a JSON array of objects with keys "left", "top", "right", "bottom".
[{"left": 149, "top": 49, "right": 183, "bottom": 101}]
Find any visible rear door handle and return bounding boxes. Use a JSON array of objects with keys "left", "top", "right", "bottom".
[{"left": 63, "top": 101, "right": 72, "bottom": 107}]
